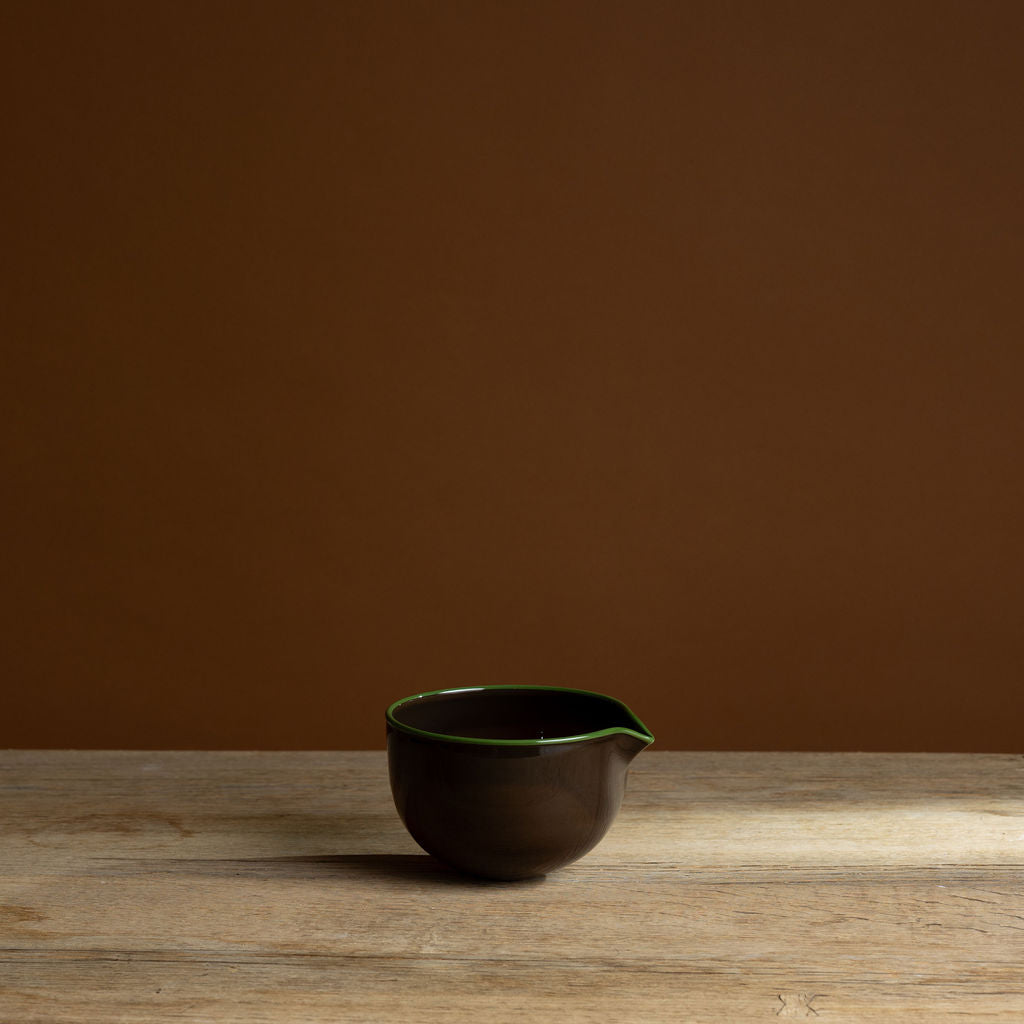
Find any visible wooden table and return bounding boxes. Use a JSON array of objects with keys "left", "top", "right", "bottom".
[{"left": 2, "top": 751, "right": 1022, "bottom": 1021}]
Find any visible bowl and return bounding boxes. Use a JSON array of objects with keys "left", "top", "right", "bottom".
[{"left": 386, "top": 685, "right": 653, "bottom": 880}]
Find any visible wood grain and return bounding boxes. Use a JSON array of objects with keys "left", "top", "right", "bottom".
[{"left": 1, "top": 751, "right": 1023, "bottom": 1021}]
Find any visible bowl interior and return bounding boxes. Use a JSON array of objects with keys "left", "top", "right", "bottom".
[{"left": 389, "top": 687, "right": 643, "bottom": 742}]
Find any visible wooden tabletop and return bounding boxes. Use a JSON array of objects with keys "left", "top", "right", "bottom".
[{"left": 2, "top": 750, "right": 1022, "bottom": 1022}]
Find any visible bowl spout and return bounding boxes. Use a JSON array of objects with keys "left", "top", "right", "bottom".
[{"left": 613, "top": 725, "right": 654, "bottom": 761}]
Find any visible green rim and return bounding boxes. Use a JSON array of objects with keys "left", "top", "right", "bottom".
[{"left": 385, "top": 684, "right": 655, "bottom": 747}]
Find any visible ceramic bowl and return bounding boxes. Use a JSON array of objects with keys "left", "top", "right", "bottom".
[{"left": 386, "top": 685, "right": 653, "bottom": 880}]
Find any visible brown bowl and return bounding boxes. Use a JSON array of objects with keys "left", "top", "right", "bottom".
[{"left": 386, "top": 685, "right": 653, "bottom": 881}]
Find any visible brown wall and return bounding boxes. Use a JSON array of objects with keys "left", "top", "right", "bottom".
[{"left": 3, "top": 1, "right": 1022, "bottom": 751}]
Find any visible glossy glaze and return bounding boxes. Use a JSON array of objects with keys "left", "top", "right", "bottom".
[{"left": 386, "top": 686, "right": 653, "bottom": 880}]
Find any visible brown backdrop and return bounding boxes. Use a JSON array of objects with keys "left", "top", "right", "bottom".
[{"left": 3, "top": 1, "right": 1022, "bottom": 751}]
